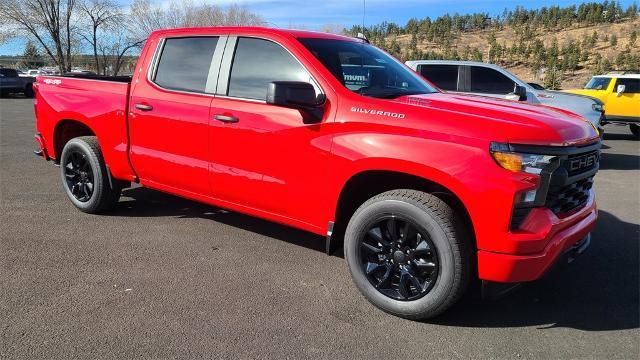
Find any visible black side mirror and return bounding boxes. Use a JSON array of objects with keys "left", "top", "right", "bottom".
[
  {"left": 267, "top": 81, "right": 325, "bottom": 123},
  {"left": 513, "top": 84, "right": 527, "bottom": 101}
]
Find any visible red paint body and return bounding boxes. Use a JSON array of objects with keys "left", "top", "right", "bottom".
[{"left": 33, "top": 27, "right": 600, "bottom": 283}]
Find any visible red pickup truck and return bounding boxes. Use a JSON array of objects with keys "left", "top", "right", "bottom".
[{"left": 33, "top": 27, "right": 600, "bottom": 320}]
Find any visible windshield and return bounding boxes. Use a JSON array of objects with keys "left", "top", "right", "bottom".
[
  {"left": 299, "top": 38, "right": 437, "bottom": 99},
  {"left": 584, "top": 77, "right": 611, "bottom": 90}
]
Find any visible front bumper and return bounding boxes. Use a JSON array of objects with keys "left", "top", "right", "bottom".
[
  {"left": 477, "top": 193, "right": 597, "bottom": 283},
  {"left": 481, "top": 233, "right": 591, "bottom": 299}
]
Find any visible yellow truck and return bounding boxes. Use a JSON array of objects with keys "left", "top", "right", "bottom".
[{"left": 563, "top": 74, "right": 640, "bottom": 139}]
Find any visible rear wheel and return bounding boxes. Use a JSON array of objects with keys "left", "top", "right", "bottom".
[
  {"left": 630, "top": 124, "right": 640, "bottom": 139},
  {"left": 344, "top": 189, "right": 471, "bottom": 320},
  {"left": 60, "top": 136, "right": 121, "bottom": 213}
]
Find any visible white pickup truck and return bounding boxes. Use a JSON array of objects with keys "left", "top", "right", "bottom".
[{"left": 406, "top": 60, "right": 604, "bottom": 135}]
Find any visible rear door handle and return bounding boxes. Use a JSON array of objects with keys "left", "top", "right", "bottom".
[
  {"left": 135, "top": 103, "right": 153, "bottom": 111},
  {"left": 214, "top": 114, "right": 239, "bottom": 123}
]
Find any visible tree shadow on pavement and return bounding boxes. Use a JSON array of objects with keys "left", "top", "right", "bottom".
[{"left": 432, "top": 210, "right": 639, "bottom": 331}]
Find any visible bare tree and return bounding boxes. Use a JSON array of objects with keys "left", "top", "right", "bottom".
[
  {"left": 128, "top": 0, "right": 264, "bottom": 42},
  {"left": 0, "top": 0, "right": 78, "bottom": 74},
  {"left": 320, "top": 24, "right": 347, "bottom": 35},
  {"left": 78, "top": 0, "right": 119, "bottom": 74},
  {"left": 98, "top": 23, "right": 144, "bottom": 75}
]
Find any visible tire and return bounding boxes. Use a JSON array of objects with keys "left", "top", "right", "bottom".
[
  {"left": 630, "top": 124, "right": 640, "bottom": 139},
  {"left": 24, "top": 84, "right": 34, "bottom": 98},
  {"left": 59, "top": 136, "right": 121, "bottom": 213},
  {"left": 344, "top": 189, "right": 471, "bottom": 320}
]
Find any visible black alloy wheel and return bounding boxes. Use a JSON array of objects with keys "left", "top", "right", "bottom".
[
  {"left": 63, "top": 151, "right": 94, "bottom": 202},
  {"left": 360, "top": 215, "right": 440, "bottom": 301}
]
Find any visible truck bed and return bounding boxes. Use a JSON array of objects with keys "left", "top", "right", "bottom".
[
  {"left": 61, "top": 73, "right": 132, "bottom": 83},
  {"left": 34, "top": 75, "right": 135, "bottom": 181}
]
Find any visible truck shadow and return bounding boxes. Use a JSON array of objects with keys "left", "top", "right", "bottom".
[
  {"left": 113, "top": 187, "right": 637, "bottom": 331},
  {"left": 603, "top": 131, "right": 637, "bottom": 141},
  {"left": 113, "top": 186, "right": 327, "bottom": 254},
  {"left": 598, "top": 152, "right": 640, "bottom": 170},
  {"left": 432, "top": 210, "right": 639, "bottom": 331}
]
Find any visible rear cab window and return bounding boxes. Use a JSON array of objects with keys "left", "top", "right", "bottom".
[
  {"left": 152, "top": 37, "right": 219, "bottom": 93},
  {"left": 417, "top": 65, "right": 459, "bottom": 91}
]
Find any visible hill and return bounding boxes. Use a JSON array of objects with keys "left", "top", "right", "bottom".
[
  {"left": 396, "top": 18, "right": 639, "bottom": 89},
  {"left": 349, "top": 1, "right": 640, "bottom": 89}
]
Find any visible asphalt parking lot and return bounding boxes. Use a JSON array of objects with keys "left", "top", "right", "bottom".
[{"left": 1, "top": 96, "right": 638, "bottom": 359}]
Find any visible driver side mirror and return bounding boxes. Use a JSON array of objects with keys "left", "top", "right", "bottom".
[
  {"left": 513, "top": 84, "right": 528, "bottom": 101},
  {"left": 616, "top": 84, "right": 626, "bottom": 96},
  {"left": 267, "top": 81, "right": 325, "bottom": 123},
  {"left": 505, "top": 84, "right": 527, "bottom": 101}
]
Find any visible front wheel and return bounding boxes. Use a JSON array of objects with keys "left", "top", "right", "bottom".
[
  {"left": 630, "top": 124, "right": 640, "bottom": 139},
  {"left": 344, "top": 189, "right": 471, "bottom": 320},
  {"left": 60, "top": 136, "right": 121, "bottom": 213}
]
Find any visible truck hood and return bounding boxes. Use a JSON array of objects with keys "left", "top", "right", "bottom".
[
  {"left": 559, "top": 89, "right": 597, "bottom": 97},
  {"left": 394, "top": 92, "right": 599, "bottom": 146}
]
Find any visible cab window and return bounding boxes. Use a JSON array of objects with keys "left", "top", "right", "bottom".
[
  {"left": 615, "top": 78, "right": 640, "bottom": 93},
  {"left": 228, "top": 37, "right": 314, "bottom": 101},
  {"left": 584, "top": 77, "right": 611, "bottom": 90},
  {"left": 470, "top": 66, "right": 515, "bottom": 94},
  {"left": 153, "top": 37, "right": 219, "bottom": 93},
  {"left": 417, "top": 65, "right": 459, "bottom": 91}
]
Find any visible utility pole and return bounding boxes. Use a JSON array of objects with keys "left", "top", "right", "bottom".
[{"left": 362, "top": 0, "right": 366, "bottom": 30}]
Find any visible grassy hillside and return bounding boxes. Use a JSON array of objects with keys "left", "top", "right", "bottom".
[
  {"left": 350, "top": 2, "right": 640, "bottom": 90},
  {"left": 393, "top": 18, "right": 640, "bottom": 89}
]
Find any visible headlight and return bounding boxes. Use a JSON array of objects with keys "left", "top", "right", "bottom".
[{"left": 490, "top": 142, "right": 557, "bottom": 175}]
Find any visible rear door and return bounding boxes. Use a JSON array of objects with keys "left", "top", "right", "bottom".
[
  {"left": 416, "top": 64, "right": 460, "bottom": 91},
  {"left": 606, "top": 78, "right": 640, "bottom": 120},
  {"left": 128, "top": 36, "right": 222, "bottom": 195}
]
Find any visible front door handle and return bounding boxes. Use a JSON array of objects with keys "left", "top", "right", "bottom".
[
  {"left": 214, "top": 114, "right": 239, "bottom": 123},
  {"left": 135, "top": 103, "right": 153, "bottom": 111}
]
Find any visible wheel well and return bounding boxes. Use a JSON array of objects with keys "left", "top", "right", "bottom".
[
  {"left": 334, "top": 171, "right": 475, "bottom": 246},
  {"left": 53, "top": 120, "right": 95, "bottom": 162}
]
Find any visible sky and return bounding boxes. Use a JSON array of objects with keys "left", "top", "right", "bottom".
[{"left": 1, "top": 0, "right": 637, "bottom": 55}]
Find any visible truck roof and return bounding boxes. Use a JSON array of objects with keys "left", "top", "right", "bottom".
[
  {"left": 593, "top": 74, "right": 640, "bottom": 79},
  {"left": 149, "top": 26, "right": 358, "bottom": 42},
  {"left": 405, "top": 60, "right": 499, "bottom": 68}
]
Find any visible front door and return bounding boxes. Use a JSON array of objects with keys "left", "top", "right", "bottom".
[
  {"left": 129, "top": 36, "right": 221, "bottom": 195},
  {"left": 606, "top": 77, "right": 640, "bottom": 120},
  {"left": 466, "top": 65, "right": 520, "bottom": 101},
  {"left": 208, "top": 36, "right": 331, "bottom": 226}
]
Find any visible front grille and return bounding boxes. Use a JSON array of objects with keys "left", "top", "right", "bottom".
[
  {"left": 565, "top": 150, "right": 599, "bottom": 177},
  {"left": 545, "top": 176, "right": 593, "bottom": 215},
  {"left": 507, "top": 141, "right": 600, "bottom": 229}
]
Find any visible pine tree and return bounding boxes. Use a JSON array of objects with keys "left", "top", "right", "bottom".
[
  {"left": 21, "top": 41, "right": 42, "bottom": 68},
  {"left": 610, "top": 34, "right": 618, "bottom": 47}
]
